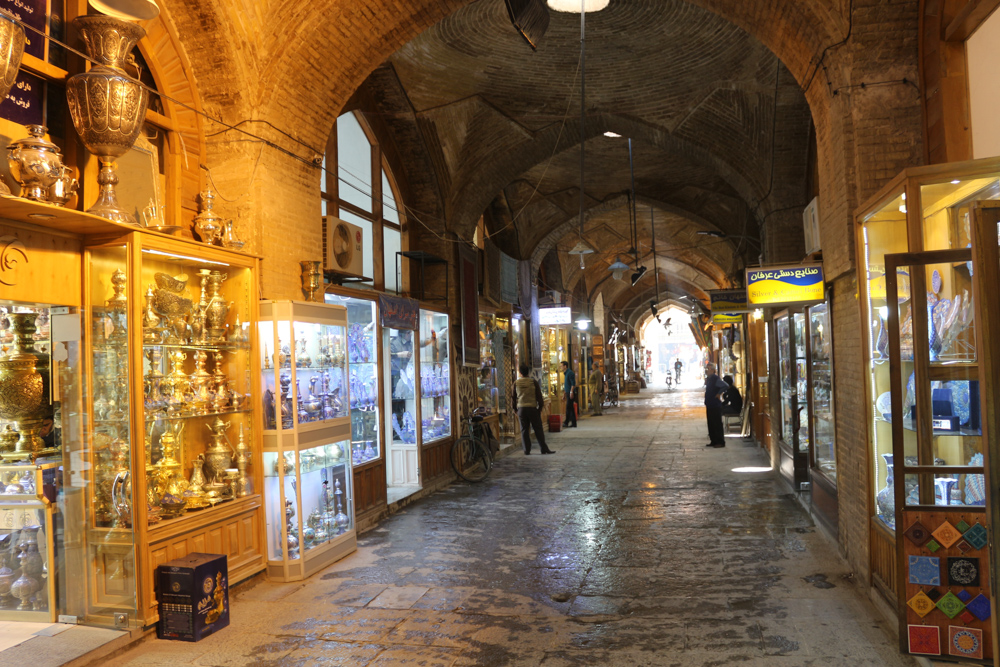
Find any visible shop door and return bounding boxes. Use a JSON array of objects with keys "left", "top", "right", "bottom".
[{"left": 883, "top": 245, "right": 994, "bottom": 662}]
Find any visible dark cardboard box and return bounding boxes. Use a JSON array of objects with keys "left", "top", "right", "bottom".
[{"left": 156, "top": 553, "right": 229, "bottom": 641}]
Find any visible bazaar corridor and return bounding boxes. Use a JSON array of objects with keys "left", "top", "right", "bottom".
[{"left": 106, "top": 389, "right": 912, "bottom": 667}]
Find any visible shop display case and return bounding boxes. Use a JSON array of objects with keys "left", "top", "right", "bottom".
[
  {"left": 259, "top": 300, "right": 355, "bottom": 581},
  {"left": 81, "top": 232, "right": 264, "bottom": 624},
  {"left": 545, "top": 326, "right": 564, "bottom": 404},
  {"left": 419, "top": 309, "right": 450, "bottom": 443},
  {"left": 538, "top": 325, "right": 550, "bottom": 400},
  {"left": 809, "top": 304, "right": 836, "bottom": 480},
  {"left": 338, "top": 297, "right": 380, "bottom": 466},
  {"left": 385, "top": 326, "right": 419, "bottom": 486},
  {"left": 775, "top": 307, "right": 829, "bottom": 492},
  {"left": 259, "top": 301, "right": 349, "bottom": 434},
  {"left": 856, "top": 159, "right": 1000, "bottom": 661},
  {"left": 859, "top": 170, "right": 989, "bottom": 531},
  {"left": 477, "top": 313, "right": 499, "bottom": 415}
]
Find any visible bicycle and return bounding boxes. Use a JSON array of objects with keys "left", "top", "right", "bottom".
[{"left": 450, "top": 407, "right": 493, "bottom": 483}]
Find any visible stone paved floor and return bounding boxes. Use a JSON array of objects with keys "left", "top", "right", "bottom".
[{"left": 107, "top": 388, "right": 916, "bottom": 666}]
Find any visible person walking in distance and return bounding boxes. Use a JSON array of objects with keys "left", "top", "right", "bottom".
[
  {"left": 513, "top": 364, "right": 555, "bottom": 455},
  {"left": 588, "top": 357, "right": 604, "bottom": 416},
  {"left": 704, "top": 363, "right": 729, "bottom": 448},
  {"left": 560, "top": 360, "right": 578, "bottom": 427}
]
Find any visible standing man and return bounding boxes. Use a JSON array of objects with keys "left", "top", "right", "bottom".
[
  {"left": 674, "top": 358, "right": 683, "bottom": 384},
  {"left": 704, "top": 362, "right": 729, "bottom": 448},
  {"left": 560, "top": 360, "right": 578, "bottom": 427},
  {"left": 588, "top": 357, "right": 604, "bottom": 416},
  {"left": 513, "top": 365, "right": 555, "bottom": 455}
]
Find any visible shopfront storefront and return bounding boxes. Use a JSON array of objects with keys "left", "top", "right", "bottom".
[
  {"left": 857, "top": 158, "right": 1000, "bottom": 661},
  {"left": 747, "top": 264, "right": 837, "bottom": 532},
  {"left": 0, "top": 209, "right": 269, "bottom": 628}
]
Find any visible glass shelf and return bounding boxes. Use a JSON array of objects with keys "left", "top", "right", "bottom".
[{"left": 419, "top": 309, "right": 450, "bottom": 443}]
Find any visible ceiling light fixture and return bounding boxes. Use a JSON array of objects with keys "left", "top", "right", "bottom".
[
  {"left": 603, "top": 131, "right": 621, "bottom": 138},
  {"left": 608, "top": 256, "right": 630, "bottom": 281},
  {"left": 696, "top": 230, "right": 726, "bottom": 237},
  {"left": 546, "top": 0, "right": 608, "bottom": 12}
]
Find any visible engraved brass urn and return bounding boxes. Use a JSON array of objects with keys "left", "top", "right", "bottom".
[
  {"left": 0, "top": 10, "right": 25, "bottom": 197},
  {"left": 300, "top": 260, "right": 322, "bottom": 301},
  {"left": 0, "top": 313, "right": 53, "bottom": 458},
  {"left": 65, "top": 15, "right": 148, "bottom": 226},
  {"left": 8, "top": 125, "right": 65, "bottom": 202}
]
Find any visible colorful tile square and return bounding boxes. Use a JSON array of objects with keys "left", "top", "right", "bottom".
[
  {"left": 907, "top": 590, "right": 935, "bottom": 618},
  {"left": 949, "top": 625, "right": 984, "bottom": 660},
  {"left": 959, "top": 610, "right": 976, "bottom": 624},
  {"left": 966, "top": 594, "right": 991, "bottom": 622},
  {"left": 936, "top": 591, "right": 966, "bottom": 619},
  {"left": 964, "top": 523, "right": 988, "bottom": 550},
  {"left": 933, "top": 521, "right": 963, "bottom": 549},
  {"left": 957, "top": 540, "right": 972, "bottom": 554},
  {"left": 926, "top": 540, "right": 941, "bottom": 553},
  {"left": 908, "top": 624, "right": 941, "bottom": 656},
  {"left": 926, "top": 589, "right": 942, "bottom": 602},
  {"left": 957, "top": 589, "right": 972, "bottom": 603},
  {"left": 909, "top": 555, "right": 941, "bottom": 586},
  {"left": 955, "top": 520, "right": 971, "bottom": 533},
  {"left": 948, "top": 557, "right": 981, "bottom": 587},
  {"left": 904, "top": 521, "right": 931, "bottom": 547}
]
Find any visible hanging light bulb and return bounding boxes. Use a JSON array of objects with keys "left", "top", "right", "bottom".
[
  {"left": 608, "top": 256, "right": 630, "bottom": 281},
  {"left": 568, "top": 238, "right": 594, "bottom": 270}
]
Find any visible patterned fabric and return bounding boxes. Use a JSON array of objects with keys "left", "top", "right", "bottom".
[
  {"left": 500, "top": 251, "right": 518, "bottom": 305},
  {"left": 965, "top": 453, "right": 986, "bottom": 505}
]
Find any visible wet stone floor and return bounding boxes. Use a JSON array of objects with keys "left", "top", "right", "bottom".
[{"left": 108, "top": 388, "right": 915, "bottom": 667}]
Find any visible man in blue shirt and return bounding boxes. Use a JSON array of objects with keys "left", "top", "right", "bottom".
[
  {"left": 704, "top": 363, "right": 729, "bottom": 447},
  {"left": 560, "top": 360, "right": 577, "bottom": 427}
]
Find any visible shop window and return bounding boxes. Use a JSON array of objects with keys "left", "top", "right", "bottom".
[
  {"left": 323, "top": 112, "right": 407, "bottom": 291},
  {"left": 337, "top": 112, "right": 373, "bottom": 212},
  {"left": 384, "top": 226, "right": 400, "bottom": 292}
]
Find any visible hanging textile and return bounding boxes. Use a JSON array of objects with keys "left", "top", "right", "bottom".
[{"left": 500, "top": 251, "right": 519, "bottom": 305}]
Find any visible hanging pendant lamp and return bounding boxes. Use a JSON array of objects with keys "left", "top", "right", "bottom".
[
  {"left": 567, "top": 0, "right": 595, "bottom": 269},
  {"left": 608, "top": 256, "right": 630, "bottom": 281}
]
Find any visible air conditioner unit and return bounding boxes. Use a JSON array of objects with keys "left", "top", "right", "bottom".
[
  {"left": 803, "top": 196, "right": 820, "bottom": 255},
  {"left": 322, "top": 216, "right": 364, "bottom": 277}
]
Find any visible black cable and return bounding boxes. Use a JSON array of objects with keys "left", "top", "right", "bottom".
[{"left": 803, "top": 0, "right": 854, "bottom": 94}]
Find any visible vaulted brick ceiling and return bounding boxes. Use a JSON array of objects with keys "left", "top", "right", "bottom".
[{"left": 365, "top": 0, "right": 811, "bottom": 315}]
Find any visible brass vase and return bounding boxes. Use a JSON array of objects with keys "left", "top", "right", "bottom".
[
  {"left": 300, "top": 260, "right": 322, "bottom": 301},
  {"left": 0, "top": 10, "right": 24, "bottom": 197},
  {"left": 0, "top": 313, "right": 52, "bottom": 458},
  {"left": 65, "top": 15, "right": 149, "bottom": 226}
]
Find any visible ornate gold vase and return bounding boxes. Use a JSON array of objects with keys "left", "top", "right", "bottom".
[
  {"left": 0, "top": 11, "right": 24, "bottom": 198},
  {"left": 65, "top": 15, "right": 148, "bottom": 226},
  {"left": 0, "top": 313, "right": 52, "bottom": 458},
  {"left": 300, "top": 260, "right": 322, "bottom": 301}
]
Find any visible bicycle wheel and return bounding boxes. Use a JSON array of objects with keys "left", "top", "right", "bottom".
[{"left": 451, "top": 436, "right": 492, "bottom": 482}]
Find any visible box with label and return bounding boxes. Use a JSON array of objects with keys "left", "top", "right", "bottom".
[{"left": 156, "top": 553, "right": 229, "bottom": 642}]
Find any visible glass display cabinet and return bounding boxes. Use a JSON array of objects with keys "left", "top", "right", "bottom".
[
  {"left": 477, "top": 313, "right": 499, "bottom": 415},
  {"left": 538, "top": 327, "right": 550, "bottom": 400},
  {"left": 775, "top": 306, "right": 831, "bottom": 492},
  {"left": 0, "top": 296, "right": 84, "bottom": 622},
  {"left": 385, "top": 326, "right": 419, "bottom": 487},
  {"left": 545, "top": 326, "right": 564, "bottom": 409},
  {"left": 419, "top": 309, "right": 451, "bottom": 443},
  {"left": 259, "top": 300, "right": 355, "bottom": 581},
  {"left": 334, "top": 296, "right": 379, "bottom": 467},
  {"left": 83, "top": 232, "right": 263, "bottom": 625},
  {"left": 856, "top": 158, "right": 1000, "bottom": 662}
]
